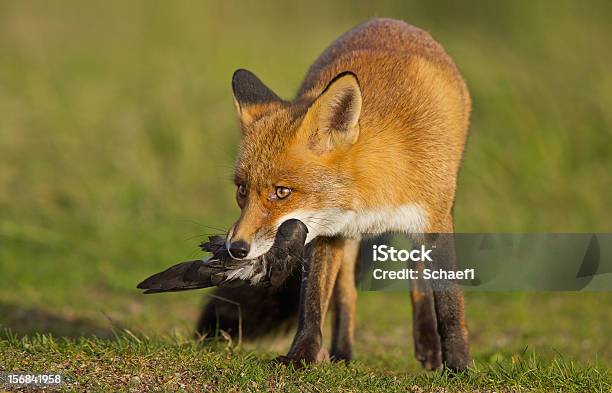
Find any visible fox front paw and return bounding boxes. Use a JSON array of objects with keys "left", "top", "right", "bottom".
[{"left": 274, "top": 342, "right": 329, "bottom": 367}]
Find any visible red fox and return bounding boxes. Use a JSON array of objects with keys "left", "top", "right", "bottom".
[{"left": 202, "top": 17, "right": 470, "bottom": 371}]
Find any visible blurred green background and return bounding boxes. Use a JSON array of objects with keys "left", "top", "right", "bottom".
[{"left": 1, "top": 0, "right": 611, "bottom": 370}]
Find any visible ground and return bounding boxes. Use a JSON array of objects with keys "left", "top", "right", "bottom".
[{"left": 2, "top": 291, "right": 611, "bottom": 391}]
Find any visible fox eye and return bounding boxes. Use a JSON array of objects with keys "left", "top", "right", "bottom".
[
  {"left": 237, "top": 184, "right": 247, "bottom": 197},
  {"left": 275, "top": 186, "right": 292, "bottom": 199}
]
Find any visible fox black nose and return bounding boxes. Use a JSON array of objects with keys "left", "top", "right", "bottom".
[{"left": 228, "top": 240, "right": 250, "bottom": 259}]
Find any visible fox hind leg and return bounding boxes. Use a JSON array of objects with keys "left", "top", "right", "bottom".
[
  {"left": 410, "top": 270, "right": 443, "bottom": 370},
  {"left": 426, "top": 228, "right": 471, "bottom": 371}
]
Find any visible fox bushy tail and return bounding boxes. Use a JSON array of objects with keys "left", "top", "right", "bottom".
[{"left": 196, "top": 268, "right": 301, "bottom": 339}]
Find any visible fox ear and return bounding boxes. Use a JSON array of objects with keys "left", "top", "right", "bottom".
[
  {"left": 232, "top": 69, "right": 281, "bottom": 126},
  {"left": 306, "top": 72, "right": 362, "bottom": 153}
]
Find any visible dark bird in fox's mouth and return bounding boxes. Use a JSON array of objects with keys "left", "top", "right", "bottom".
[{"left": 136, "top": 219, "right": 308, "bottom": 294}]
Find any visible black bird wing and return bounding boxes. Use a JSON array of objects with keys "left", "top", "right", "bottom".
[
  {"left": 137, "top": 219, "right": 309, "bottom": 294},
  {"left": 136, "top": 259, "right": 219, "bottom": 294}
]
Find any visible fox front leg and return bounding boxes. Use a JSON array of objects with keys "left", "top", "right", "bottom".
[
  {"left": 330, "top": 238, "right": 359, "bottom": 361},
  {"left": 275, "top": 237, "right": 345, "bottom": 366}
]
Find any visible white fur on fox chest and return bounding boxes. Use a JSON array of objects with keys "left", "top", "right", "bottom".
[{"left": 281, "top": 203, "right": 428, "bottom": 243}]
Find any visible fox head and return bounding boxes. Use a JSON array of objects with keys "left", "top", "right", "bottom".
[{"left": 226, "top": 69, "right": 362, "bottom": 259}]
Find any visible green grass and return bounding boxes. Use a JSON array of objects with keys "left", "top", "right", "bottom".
[
  {"left": 2, "top": 291, "right": 612, "bottom": 392},
  {"left": 1, "top": 0, "right": 611, "bottom": 391},
  {"left": 2, "top": 332, "right": 610, "bottom": 392}
]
